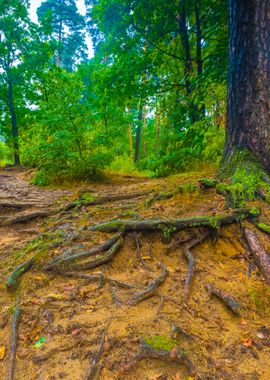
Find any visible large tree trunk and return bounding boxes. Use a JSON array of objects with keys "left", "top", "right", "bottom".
[
  {"left": 8, "top": 80, "right": 20, "bottom": 166},
  {"left": 223, "top": 0, "right": 270, "bottom": 171}
]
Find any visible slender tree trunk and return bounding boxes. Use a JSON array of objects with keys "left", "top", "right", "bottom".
[
  {"left": 7, "top": 80, "right": 20, "bottom": 166},
  {"left": 223, "top": 0, "right": 270, "bottom": 171},
  {"left": 134, "top": 107, "right": 143, "bottom": 163},
  {"left": 143, "top": 105, "right": 147, "bottom": 157},
  {"left": 56, "top": 20, "right": 62, "bottom": 66},
  {"left": 178, "top": 1, "right": 199, "bottom": 124},
  {"left": 128, "top": 107, "right": 133, "bottom": 159},
  {"left": 195, "top": 0, "right": 205, "bottom": 118},
  {"left": 155, "top": 93, "right": 160, "bottom": 157}
]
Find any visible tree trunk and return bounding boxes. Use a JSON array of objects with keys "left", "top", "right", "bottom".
[
  {"left": 7, "top": 80, "right": 20, "bottom": 166},
  {"left": 134, "top": 107, "right": 143, "bottom": 163},
  {"left": 223, "top": 0, "right": 270, "bottom": 171},
  {"left": 195, "top": 0, "right": 205, "bottom": 118}
]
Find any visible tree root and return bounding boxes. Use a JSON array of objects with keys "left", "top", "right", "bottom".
[
  {"left": 6, "top": 258, "right": 34, "bottom": 291},
  {"left": 84, "top": 319, "right": 111, "bottom": 380},
  {"left": 89, "top": 208, "right": 259, "bottom": 233},
  {"left": 51, "top": 237, "right": 124, "bottom": 272},
  {"left": 0, "top": 202, "right": 38, "bottom": 210},
  {"left": 127, "top": 264, "right": 168, "bottom": 305},
  {"left": 145, "top": 191, "right": 176, "bottom": 208},
  {"left": 133, "top": 232, "right": 152, "bottom": 271},
  {"left": 2, "top": 210, "right": 50, "bottom": 226},
  {"left": 45, "top": 233, "right": 122, "bottom": 270},
  {"left": 244, "top": 228, "right": 270, "bottom": 284},
  {"left": 63, "top": 191, "right": 150, "bottom": 212},
  {"left": 183, "top": 231, "right": 209, "bottom": 300},
  {"left": 8, "top": 301, "right": 21, "bottom": 380},
  {"left": 206, "top": 283, "right": 241, "bottom": 315},
  {"left": 62, "top": 271, "right": 138, "bottom": 289},
  {"left": 127, "top": 340, "right": 198, "bottom": 378}
]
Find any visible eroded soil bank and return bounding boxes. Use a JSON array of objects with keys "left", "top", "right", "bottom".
[{"left": 1, "top": 168, "right": 270, "bottom": 380}]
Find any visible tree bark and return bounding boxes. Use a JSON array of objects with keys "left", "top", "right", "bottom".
[
  {"left": 7, "top": 80, "right": 20, "bottom": 166},
  {"left": 195, "top": 0, "right": 205, "bottom": 118},
  {"left": 134, "top": 107, "right": 143, "bottom": 163},
  {"left": 223, "top": 0, "right": 270, "bottom": 171}
]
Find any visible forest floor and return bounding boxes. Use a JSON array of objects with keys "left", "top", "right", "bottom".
[{"left": 1, "top": 167, "right": 270, "bottom": 380}]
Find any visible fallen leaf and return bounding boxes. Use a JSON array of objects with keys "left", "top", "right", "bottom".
[
  {"left": 71, "top": 328, "right": 81, "bottom": 336},
  {"left": 0, "top": 346, "right": 5, "bottom": 360},
  {"left": 33, "top": 336, "right": 46, "bottom": 348},
  {"left": 243, "top": 338, "right": 252, "bottom": 347}
]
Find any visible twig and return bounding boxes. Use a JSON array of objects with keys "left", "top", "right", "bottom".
[
  {"left": 84, "top": 319, "right": 111, "bottom": 380},
  {"left": 8, "top": 300, "right": 21, "bottom": 380}
]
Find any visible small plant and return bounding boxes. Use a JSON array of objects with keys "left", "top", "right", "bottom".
[{"left": 178, "top": 183, "right": 198, "bottom": 195}]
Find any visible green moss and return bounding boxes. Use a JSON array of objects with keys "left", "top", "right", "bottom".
[
  {"left": 75, "top": 192, "right": 96, "bottom": 205},
  {"left": 143, "top": 335, "right": 180, "bottom": 352},
  {"left": 257, "top": 222, "right": 270, "bottom": 234},
  {"left": 199, "top": 178, "right": 217, "bottom": 188}
]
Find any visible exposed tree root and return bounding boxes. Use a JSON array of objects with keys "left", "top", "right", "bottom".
[
  {"left": 45, "top": 233, "right": 122, "bottom": 270},
  {"left": 6, "top": 258, "right": 34, "bottom": 291},
  {"left": 206, "top": 283, "right": 241, "bottom": 315},
  {"left": 52, "top": 237, "right": 124, "bottom": 272},
  {"left": 62, "top": 271, "right": 138, "bottom": 289},
  {"left": 127, "top": 264, "right": 168, "bottom": 305},
  {"left": 244, "top": 228, "right": 270, "bottom": 284},
  {"left": 84, "top": 319, "right": 111, "bottom": 380},
  {"left": 133, "top": 232, "right": 152, "bottom": 271},
  {"left": 127, "top": 340, "right": 198, "bottom": 378},
  {"left": 0, "top": 202, "right": 38, "bottom": 210},
  {"left": 8, "top": 301, "right": 21, "bottom": 380},
  {"left": 63, "top": 191, "right": 150, "bottom": 212},
  {"left": 89, "top": 208, "right": 259, "bottom": 233},
  {"left": 145, "top": 191, "right": 176, "bottom": 208},
  {"left": 2, "top": 210, "right": 50, "bottom": 226},
  {"left": 183, "top": 231, "right": 209, "bottom": 300}
]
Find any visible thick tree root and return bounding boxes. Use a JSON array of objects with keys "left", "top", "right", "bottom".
[
  {"left": 63, "top": 191, "right": 149, "bottom": 212},
  {"left": 206, "top": 283, "right": 241, "bottom": 315},
  {"left": 52, "top": 237, "right": 124, "bottom": 272},
  {"left": 6, "top": 258, "right": 34, "bottom": 291},
  {"left": 128, "top": 340, "right": 198, "bottom": 378},
  {"left": 183, "top": 232, "right": 209, "bottom": 300},
  {"left": 45, "top": 233, "right": 122, "bottom": 270},
  {"left": 84, "top": 319, "right": 111, "bottom": 380},
  {"left": 89, "top": 208, "right": 259, "bottom": 233},
  {"left": 244, "top": 228, "right": 270, "bottom": 284},
  {"left": 2, "top": 211, "right": 50, "bottom": 226},
  {"left": 62, "top": 271, "right": 138, "bottom": 289},
  {"left": 0, "top": 202, "right": 38, "bottom": 210},
  {"left": 8, "top": 302, "right": 21, "bottom": 380},
  {"left": 127, "top": 264, "right": 168, "bottom": 305}
]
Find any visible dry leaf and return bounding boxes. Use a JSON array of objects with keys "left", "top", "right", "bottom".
[{"left": 0, "top": 346, "right": 6, "bottom": 360}]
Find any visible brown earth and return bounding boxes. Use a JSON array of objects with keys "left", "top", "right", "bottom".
[{"left": 1, "top": 168, "right": 270, "bottom": 380}]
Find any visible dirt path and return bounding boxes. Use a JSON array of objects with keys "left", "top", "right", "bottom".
[{"left": 1, "top": 168, "right": 270, "bottom": 380}]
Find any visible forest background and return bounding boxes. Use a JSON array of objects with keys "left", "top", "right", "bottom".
[{"left": 0, "top": 0, "right": 227, "bottom": 185}]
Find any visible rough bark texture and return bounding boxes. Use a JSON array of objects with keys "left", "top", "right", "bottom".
[
  {"left": 244, "top": 227, "right": 270, "bottom": 284},
  {"left": 224, "top": 0, "right": 270, "bottom": 171}
]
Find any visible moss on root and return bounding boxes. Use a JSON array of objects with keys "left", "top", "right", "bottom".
[{"left": 218, "top": 149, "right": 270, "bottom": 207}]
